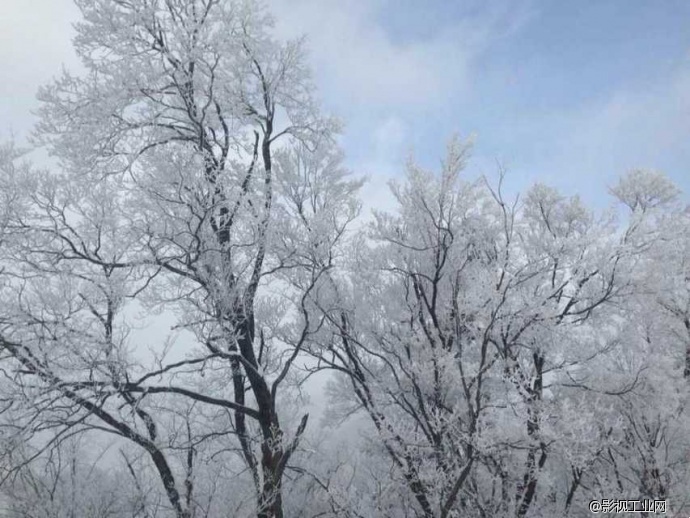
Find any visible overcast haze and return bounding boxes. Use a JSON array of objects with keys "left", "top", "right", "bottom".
[{"left": 2, "top": 0, "right": 689, "bottom": 205}]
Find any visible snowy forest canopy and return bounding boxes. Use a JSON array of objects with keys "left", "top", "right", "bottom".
[{"left": 0, "top": 1, "right": 689, "bottom": 517}]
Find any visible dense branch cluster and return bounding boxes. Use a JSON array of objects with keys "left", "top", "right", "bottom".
[{"left": 0, "top": 1, "right": 688, "bottom": 517}]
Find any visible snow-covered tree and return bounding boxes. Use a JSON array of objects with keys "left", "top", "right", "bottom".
[
  {"left": 1, "top": 2, "right": 689, "bottom": 517},
  {"left": 312, "top": 141, "right": 689, "bottom": 517},
  {"left": 0, "top": 1, "right": 359, "bottom": 517}
]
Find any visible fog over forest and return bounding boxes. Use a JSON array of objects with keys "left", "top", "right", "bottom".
[{"left": 1, "top": 1, "right": 689, "bottom": 517}]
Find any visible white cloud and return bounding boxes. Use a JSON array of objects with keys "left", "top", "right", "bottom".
[
  {"left": 268, "top": 0, "right": 484, "bottom": 109},
  {"left": 372, "top": 116, "right": 408, "bottom": 162},
  {"left": 549, "top": 66, "right": 690, "bottom": 194},
  {"left": 485, "top": 63, "right": 690, "bottom": 204}
]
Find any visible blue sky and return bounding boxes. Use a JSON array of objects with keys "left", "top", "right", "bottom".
[
  {"left": 271, "top": 0, "right": 690, "bottom": 208},
  {"left": 2, "top": 0, "right": 689, "bottom": 208}
]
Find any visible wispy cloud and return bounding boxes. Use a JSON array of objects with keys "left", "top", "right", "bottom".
[
  {"left": 268, "top": 0, "right": 528, "bottom": 111},
  {"left": 269, "top": 0, "right": 459, "bottom": 107},
  {"left": 521, "top": 64, "right": 690, "bottom": 200},
  {"left": 266, "top": 0, "right": 535, "bottom": 212}
]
